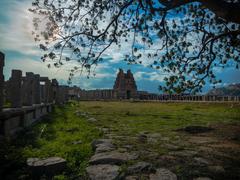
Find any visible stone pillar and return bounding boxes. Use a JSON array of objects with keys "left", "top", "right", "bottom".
[
  {"left": 9, "top": 70, "right": 22, "bottom": 108},
  {"left": 33, "top": 74, "right": 40, "bottom": 104},
  {"left": 0, "top": 52, "right": 4, "bottom": 111},
  {"left": 51, "top": 79, "right": 59, "bottom": 103},
  {"left": 22, "top": 72, "right": 34, "bottom": 106},
  {"left": 40, "top": 77, "right": 51, "bottom": 103}
]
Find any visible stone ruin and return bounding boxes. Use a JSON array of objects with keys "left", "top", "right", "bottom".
[
  {"left": 78, "top": 69, "right": 240, "bottom": 102},
  {"left": 0, "top": 52, "right": 4, "bottom": 111},
  {"left": 113, "top": 69, "right": 138, "bottom": 99},
  {"left": 0, "top": 52, "right": 70, "bottom": 137},
  {"left": 0, "top": 51, "right": 239, "bottom": 136}
]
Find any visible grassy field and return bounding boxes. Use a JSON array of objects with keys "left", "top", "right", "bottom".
[
  {"left": 0, "top": 102, "right": 102, "bottom": 179},
  {"left": 1, "top": 101, "right": 240, "bottom": 179}
]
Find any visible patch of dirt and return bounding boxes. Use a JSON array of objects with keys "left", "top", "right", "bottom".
[
  {"left": 208, "top": 141, "right": 240, "bottom": 149},
  {"left": 176, "top": 126, "right": 214, "bottom": 134},
  {"left": 189, "top": 136, "right": 219, "bottom": 145}
]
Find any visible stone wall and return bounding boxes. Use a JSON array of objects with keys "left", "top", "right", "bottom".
[
  {"left": 79, "top": 89, "right": 116, "bottom": 100},
  {"left": 0, "top": 52, "right": 70, "bottom": 137},
  {"left": 0, "top": 104, "right": 53, "bottom": 136},
  {"left": 138, "top": 92, "right": 240, "bottom": 102}
]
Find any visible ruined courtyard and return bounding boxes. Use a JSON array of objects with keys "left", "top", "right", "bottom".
[
  {"left": 1, "top": 51, "right": 240, "bottom": 180},
  {"left": 1, "top": 101, "right": 240, "bottom": 180},
  {"left": 1, "top": 0, "right": 240, "bottom": 179}
]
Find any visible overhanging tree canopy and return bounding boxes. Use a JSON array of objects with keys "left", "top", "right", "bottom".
[{"left": 30, "top": 0, "right": 240, "bottom": 93}]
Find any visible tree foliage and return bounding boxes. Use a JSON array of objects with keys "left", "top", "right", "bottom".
[{"left": 30, "top": 0, "right": 240, "bottom": 93}]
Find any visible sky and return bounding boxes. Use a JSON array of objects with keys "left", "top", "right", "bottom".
[{"left": 0, "top": 0, "right": 240, "bottom": 93}]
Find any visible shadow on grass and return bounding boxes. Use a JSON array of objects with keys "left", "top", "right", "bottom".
[{"left": 0, "top": 108, "right": 60, "bottom": 180}]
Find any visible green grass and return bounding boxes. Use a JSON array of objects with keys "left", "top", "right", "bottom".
[
  {"left": 78, "top": 101, "right": 240, "bottom": 167},
  {"left": 1, "top": 101, "right": 240, "bottom": 179},
  {"left": 78, "top": 101, "right": 240, "bottom": 137},
  {"left": 0, "top": 102, "right": 102, "bottom": 179}
]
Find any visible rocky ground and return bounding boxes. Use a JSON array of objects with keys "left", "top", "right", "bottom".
[
  {"left": 82, "top": 111, "right": 240, "bottom": 180},
  {"left": 2, "top": 102, "right": 239, "bottom": 180}
]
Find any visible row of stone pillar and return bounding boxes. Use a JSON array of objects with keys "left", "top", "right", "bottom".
[
  {"left": 79, "top": 89, "right": 116, "bottom": 100},
  {"left": 6, "top": 70, "right": 59, "bottom": 108},
  {"left": 0, "top": 52, "right": 70, "bottom": 111},
  {"left": 141, "top": 94, "right": 240, "bottom": 102}
]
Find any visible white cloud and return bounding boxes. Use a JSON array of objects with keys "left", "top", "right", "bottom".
[
  {"left": 4, "top": 58, "right": 69, "bottom": 81},
  {"left": 0, "top": 0, "right": 40, "bottom": 56},
  {"left": 134, "top": 71, "right": 166, "bottom": 82}
]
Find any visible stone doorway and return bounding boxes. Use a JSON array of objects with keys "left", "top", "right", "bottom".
[{"left": 127, "top": 90, "right": 131, "bottom": 99}]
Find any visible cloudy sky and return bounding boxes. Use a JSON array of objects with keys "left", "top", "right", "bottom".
[{"left": 1, "top": 0, "right": 240, "bottom": 93}]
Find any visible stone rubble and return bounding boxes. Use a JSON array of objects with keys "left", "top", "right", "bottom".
[
  {"left": 149, "top": 168, "right": 177, "bottom": 180},
  {"left": 27, "top": 157, "right": 66, "bottom": 178}
]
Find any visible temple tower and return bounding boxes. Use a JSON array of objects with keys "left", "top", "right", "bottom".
[{"left": 113, "top": 69, "right": 137, "bottom": 99}]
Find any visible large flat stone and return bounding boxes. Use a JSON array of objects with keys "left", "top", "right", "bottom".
[
  {"left": 149, "top": 168, "right": 177, "bottom": 180},
  {"left": 86, "top": 164, "right": 120, "bottom": 180},
  {"left": 89, "top": 151, "right": 138, "bottom": 165},
  {"left": 92, "top": 139, "right": 116, "bottom": 153},
  {"left": 96, "top": 143, "right": 115, "bottom": 153},
  {"left": 27, "top": 157, "right": 66, "bottom": 177},
  {"left": 127, "top": 162, "right": 154, "bottom": 175},
  {"left": 92, "top": 139, "right": 113, "bottom": 150}
]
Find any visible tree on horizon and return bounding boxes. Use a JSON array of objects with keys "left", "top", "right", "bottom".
[{"left": 30, "top": 0, "right": 240, "bottom": 94}]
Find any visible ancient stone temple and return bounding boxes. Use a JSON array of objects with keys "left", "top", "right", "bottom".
[{"left": 113, "top": 69, "right": 137, "bottom": 99}]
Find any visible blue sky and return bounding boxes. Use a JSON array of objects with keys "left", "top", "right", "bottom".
[{"left": 0, "top": 0, "right": 240, "bottom": 93}]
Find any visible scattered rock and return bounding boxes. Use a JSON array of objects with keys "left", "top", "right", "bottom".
[
  {"left": 148, "top": 137, "right": 158, "bottom": 143},
  {"left": 27, "top": 157, "right": 66, "bottom": 177},
  {"left": 164, "top": 144, "right": 180, "bottom": 150},
  {"left": 208, "top": 165, "right": 225, "bottom": 174},
  {"left": 189, "top": 136, "right": 218, "bottom": 145},
  {"left": 140, "top": 131, "right": 150, "bottom": 134},
  {"left": 158, "top": 155, "right": 178, "bottom": 164},
  {"left": 75, "top": 111, "right": 89, "bottom": 117},
  {"left": 127, "top": 162, "right": 154, "bottom": 175},
  {"left": 123, "top": 145, "right": 133, "bottom": 150},
  {"left": 125, "top": 175, "right": 139, "bottom": 180},
  {"left": 193, "top": 177, "right": 212, "bottom": 180},
  {"left": 156, "top": 155, "right": 179, "bottom": 169},
  {"left": 177, "top": 126, "right": 214, "bottom": 134},
  {"left": 161, "top": 137, "right": 170, "bottom": 141},
  {"left": 149, "top": 133, "right": 162, "bottom": 138},
  {"left": 86, "top": 164, "right": 120, "bottom": 180},
  {"left": 75, "top": 111, "right": 81, "bottom": 116},
  {"left": 138, "top": 133, "right": 148, "bottom": 142},
  {"left": 169, "top": 150, "right": 198, "bottom": 157},
  {"left": 147, "top": 133, "right": 162, "bottom": 143},
  {"left": 100, "top": 128, "right": 109, "bottom": 133},
  {"left": 95, "top": 143, "right": 115, "bottom": 153},
  {"left": 193, "top": 157, "right": 210, "bottom": 166},
  {"left": 89, "top": 151, "right": 138, "bottom": 165},
  {"left": 149, "top": 168, "right": 177, "bottom": 180},
  {"left": 72, "top": 140, "right": 82, "bottom": 145},
  {"left": 91, "top": 139, "right": 113, "bottom": 150},
  {"left": 117, "top": 148, "right": 127, "bottom": 152},
  {"left": 88, "top": 117, "right": 97, "bottom": 122}
]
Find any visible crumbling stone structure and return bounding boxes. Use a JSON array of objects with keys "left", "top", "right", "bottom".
[
  {"left": 113, "top": 69, "right": 138, "bottom": 99},
  {"left": 0, "top": 52, "right": 4, "bottom": 111},
  {"left": 9, "top": 70, "right": 22, "bottom": 108},
  {"left": 0, "top": 52, "right": 71, "bottom": 137}
]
